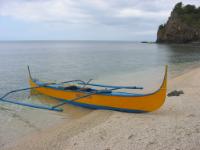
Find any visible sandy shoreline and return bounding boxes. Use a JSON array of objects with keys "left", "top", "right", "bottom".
[{"left": 3, "top": 67, "right": 200, "bottom": 150}]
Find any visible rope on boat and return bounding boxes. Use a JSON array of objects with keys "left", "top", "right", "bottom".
[{"left": 82, "top": 79, "right": 93, "bottom": 88}]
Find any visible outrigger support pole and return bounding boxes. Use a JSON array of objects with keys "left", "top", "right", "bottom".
[
  {"left": 52, "top": 90, "right": 112, "bottom": 109},
  {"left": 78, "top": 82, "right": 143, "bottom": 90},
  {"left": 0, "top": 97, "right": 63, "bottom": 112},
  {"left": 0, "top": 84, "right": 63, "bottom": 112},
  {"left": 52, "top": 93, "right": 95, "bottom": 108}
]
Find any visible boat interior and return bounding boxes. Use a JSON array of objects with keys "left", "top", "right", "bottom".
[{"left": 33, "top": 79, "right": 145, "bottom": 97}]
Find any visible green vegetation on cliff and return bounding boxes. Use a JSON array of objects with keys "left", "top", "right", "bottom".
[
  {"left": 174, "top": 2, "right": 200, "bottom": 28},
  {"left": 157, "top": 2, "right": 200, "bottom": 43}
]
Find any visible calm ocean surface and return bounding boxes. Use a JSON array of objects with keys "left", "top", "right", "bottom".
[
  {"left": 0, "top": 41, "right": 200, "bottom": 147},
  {"left": 1, "top": 41, "right": 200, "bottom": 88}
]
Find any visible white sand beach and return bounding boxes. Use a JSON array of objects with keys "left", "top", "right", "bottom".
[{"left": 3, "top": 67, "right": 200, "bottom": 150}]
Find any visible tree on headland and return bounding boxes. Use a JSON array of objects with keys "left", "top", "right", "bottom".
[
  {"left": 174, "top": 2, "right": 183, "bottom": 13},
  {"left": 164, "top": 2, "right": 200, "bottom": 27}
]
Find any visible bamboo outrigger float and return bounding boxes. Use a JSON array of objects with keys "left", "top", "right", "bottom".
[{"left": 0, "top": 66, "right": 167, "bottom": 113}]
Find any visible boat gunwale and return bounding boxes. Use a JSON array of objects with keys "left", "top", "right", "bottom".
[{"left": 31, "top": 66, "right": 167, "bottom": 98}]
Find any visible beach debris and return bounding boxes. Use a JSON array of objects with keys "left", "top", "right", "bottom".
[
  {"left": 73, "top": 142, "right": 77, "bottom": 146},
  {"left": 128, "top": 134, "right": 134, "bottom": 139},
  {"left": 187, "top": 114, "right": 195, "bottom": 118},
  {"left": 100, "top": 136, "right": 104, "bottom": 140},
  {"left": 167, "top": 90, "right": 184, "bottom": 97},
  {"left": 195, "top": 128, "right": 200, "bottom": 133}
]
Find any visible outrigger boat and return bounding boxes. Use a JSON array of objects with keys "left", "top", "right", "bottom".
[{"left": 0, "top": 66, "right": 167, "bottom": 113}]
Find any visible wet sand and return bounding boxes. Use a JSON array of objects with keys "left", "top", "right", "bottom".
[
  {"left": 3, "top": 67, "right": 200, "bottom": 150},
  {"left": 0, "top": 95, "right": 91, "bottom": 149}
]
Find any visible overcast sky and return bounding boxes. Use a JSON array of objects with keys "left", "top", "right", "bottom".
[{"left": 0, "top": 0, "right": 199, "bottom": 41}]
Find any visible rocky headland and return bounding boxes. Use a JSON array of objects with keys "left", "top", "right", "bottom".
[{"left": 157, "top": 2, "right": 200, "bottom": 43}]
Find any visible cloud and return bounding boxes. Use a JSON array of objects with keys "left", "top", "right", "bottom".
[
  {"left": 117, "top": 8, "right": 169, "bottom": 19},
  {"left": 0, "top": 0, "right": 93, "bottom": 23},
  {"left": 0, "top": 0, "right": 172, "bottom": 24},
  {"left": 0, "top": 0, "right": 199, "bottom": 40},
  {"left": 1, "top": 0, "right": 199, "bottom": 24}
]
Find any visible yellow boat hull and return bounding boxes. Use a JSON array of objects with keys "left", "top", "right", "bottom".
[{"left": 29, "top": 66, "right": 167, "bottom": 113}]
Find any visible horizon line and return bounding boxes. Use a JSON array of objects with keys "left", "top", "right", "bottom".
[{"left": 0, "top": 39, "right": 154, "bottom": 42}]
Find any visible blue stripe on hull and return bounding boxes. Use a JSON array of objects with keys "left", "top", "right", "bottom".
[{"left": 57, "top": 98, "right": 147, "bottom": 113}]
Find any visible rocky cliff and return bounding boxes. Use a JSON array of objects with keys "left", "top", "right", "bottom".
[{"left": 157, "top": 2, "right": 200, "bottom": 43}]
